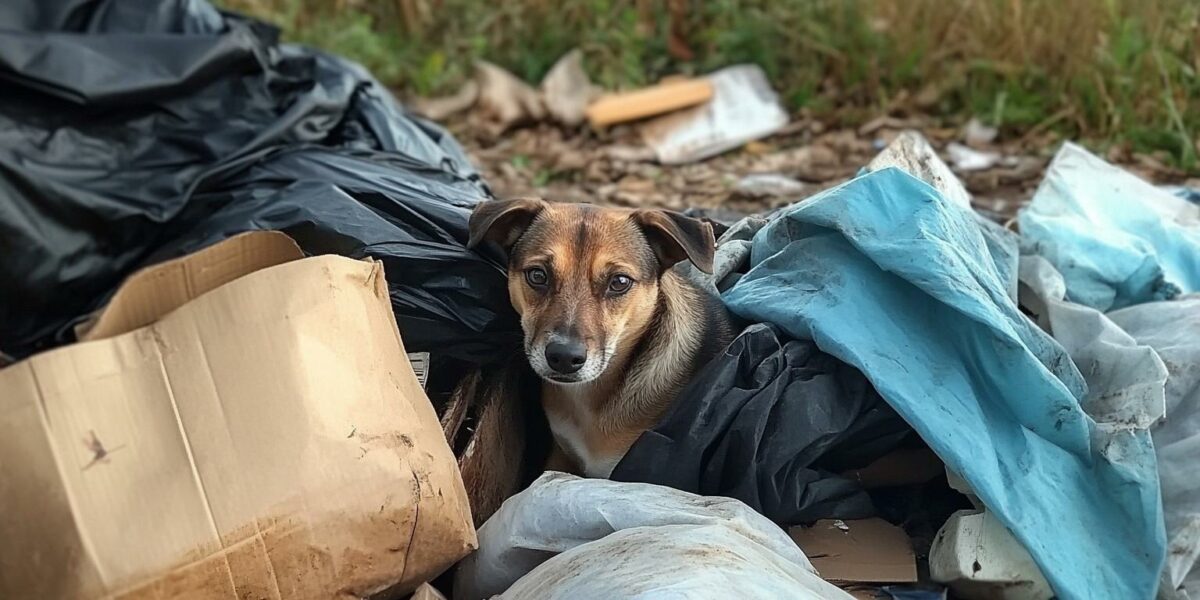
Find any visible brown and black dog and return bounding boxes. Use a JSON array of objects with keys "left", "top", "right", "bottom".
[{"left": 466, "top": 198, "right": 733, "bottom": 480}]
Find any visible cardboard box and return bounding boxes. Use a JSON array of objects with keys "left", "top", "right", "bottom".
[
  {"left": 0, "top": 232, "right": 476, "bottom": 599},
  {"left": 789, "top": 518, "right": 918, "bottom": 585}
]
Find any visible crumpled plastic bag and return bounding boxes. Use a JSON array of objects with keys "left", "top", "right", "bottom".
[
  {"left": 453, "top": 472, "right": 855, "bottom": 600},
  {"left": 1110, "top": 296, "right": 1200, "bottom": 598},
  {"left": 1017, "top": 255, "right": 1168, "bottom": 430},
  {"left": 612, "top": 323, "right": 911, "bottom": 524},
  {"left": 1018, "top": 143, "right": 1200, "bottom": 312},
  {"left": 0, "top": 0, "right": 520, "bottom": 368},
  {"left": 724, "top": 167, "right": 1166, "bottom": 600}
]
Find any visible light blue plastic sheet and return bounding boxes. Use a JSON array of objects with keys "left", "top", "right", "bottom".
[
  {"left": 1018, "top": 143, "right": 1200, "bottom": 311},
  {"left": 724, "top": 167, "right": 1166, "bottom": 600}
]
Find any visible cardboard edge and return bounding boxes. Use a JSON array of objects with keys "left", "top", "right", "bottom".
[{"left": 77, "top": 232, "right": 304, "bottom": 342}]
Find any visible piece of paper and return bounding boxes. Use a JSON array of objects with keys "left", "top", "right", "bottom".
[{"left": 640, "top": 64, "right": 788, "bottom": 164}]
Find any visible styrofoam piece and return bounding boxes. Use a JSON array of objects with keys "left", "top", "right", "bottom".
[
  {"left": 866, "top": 130, "right": 972, "bottom": 210},
  {"left": 930, "top": 510, "right": 1053, "bottom": 600}
]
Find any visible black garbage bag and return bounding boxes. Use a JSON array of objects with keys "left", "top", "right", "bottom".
[
  {"left": 0, "top": 0, "right": 520, "bottom": 368},
  {"left": 611, "top": 323, "right": 913, "bottom": 525}
]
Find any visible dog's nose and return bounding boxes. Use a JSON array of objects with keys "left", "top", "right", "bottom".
[{"left": 545, "top": 340, "right": 587, "bottom": 375}]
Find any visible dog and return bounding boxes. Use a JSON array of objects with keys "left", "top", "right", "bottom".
[{"left": 467, "top": 198, "right": 734, "bottom": 478}]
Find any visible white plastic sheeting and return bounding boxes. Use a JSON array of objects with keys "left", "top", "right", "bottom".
[
  {"left": 1110, "top": 297, "right": 1200, "bottom": 599},
  {"left": 1018, "top": 143, "right": 1200, "bottom": 311},
  {"left": 453, "top": 472, "right": 854, "bottom": 600}
]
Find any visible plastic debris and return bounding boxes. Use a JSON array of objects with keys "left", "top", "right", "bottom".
[
  {"left": 724, "top": 167, "right": 1166, "bottom": 600},
  {"left": 639, "top": 65, "right": 788, "bottom": 164},
  {"left": 454, "top": 472, "right": 856, "bottom": 600},
  {"left": 946, "top": 142, "right": 1002, "bottom": 171},
  {"left": 963, "top": 117, "right": 999, "bottom": 148},
  {"left": 1110, "top": 296, "right": 1200, "bottom": 598},
  {"left": 1018, "top": 142, "right": 1200, "bottom": 311},
  {"left": 611, "top": 324, "right": 911, "bottom": 525},
  {"left": 0, "top": 0, "right": 522, "bottom": 373},
  {"left": 733, "top": 173, "right": 808, "bottom": 198}
]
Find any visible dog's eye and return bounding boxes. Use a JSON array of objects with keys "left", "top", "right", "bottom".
[
  {"left": 607, "top": 274, "right": 634, "bottom": 294},
  {"left": 525, "top": 267, "right": 549, "bottom": 287}
]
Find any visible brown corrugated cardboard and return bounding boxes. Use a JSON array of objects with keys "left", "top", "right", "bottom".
[
  {"left": 585, "top": 78, "right": 713, "bottom": 128},
  {"left": 789, "top": 518, "right": 918, "bottom": 584},
  {"left": 0, "top": 232, "right": 476, "bottom": 599},
  {"left": 75, "top": 231, "right": 305, "bottom": 341}
]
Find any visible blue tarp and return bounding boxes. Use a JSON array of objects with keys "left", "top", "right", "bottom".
[
  {"left": 1018, "top": 143, "right": 1200, "bottom": 312},
  {"left": 724, "top": 167, "right": 1166, "bottom": 600}
]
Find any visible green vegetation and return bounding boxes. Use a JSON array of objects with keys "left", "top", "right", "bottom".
[{"left": 222, "top": 0, "right": 1199, "bottom": 170}]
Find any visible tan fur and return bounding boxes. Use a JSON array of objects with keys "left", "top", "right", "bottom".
[
  {"left": 468, "top": 200, "right": 732, "bottom": 479},
  {"left": 540, "top": 270, "right": 710, "bottom": 476}
]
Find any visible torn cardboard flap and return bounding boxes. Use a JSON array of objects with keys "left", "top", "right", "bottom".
[
  {"left": 0, "top": 233, "right": 475, "bottom": 599},
  {"left": 75, "top": 231, "right": 304, "bottom": 341},
  {"left": 789, "top": 518, "right": 918, "bottom": 585}
]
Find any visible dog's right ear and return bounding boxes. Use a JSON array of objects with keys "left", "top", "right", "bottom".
[{"left": 467, "top": 198, "right": 547, "bottom": 250}]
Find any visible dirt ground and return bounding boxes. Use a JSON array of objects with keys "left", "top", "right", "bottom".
[{"left": 445, "top": 115, "right": 1198, "bottom": 224}]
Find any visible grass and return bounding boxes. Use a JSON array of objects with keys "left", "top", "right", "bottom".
[{"left": 221, "top": 0, "right": 1200, "bottom": 172}]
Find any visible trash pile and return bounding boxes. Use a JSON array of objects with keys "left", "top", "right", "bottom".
[{"left": 1, "top": 1, "right": 1198, "bottom": 600}]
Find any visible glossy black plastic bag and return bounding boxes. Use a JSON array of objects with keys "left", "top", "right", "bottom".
[{"left": 0, "top": 0, "right": 521, "bottom": 364}]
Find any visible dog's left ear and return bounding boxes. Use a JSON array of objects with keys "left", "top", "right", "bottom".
[
  {"left": 633, "top": 209, "right": 716, "bottom": 274},
  {"left": 468, "top": 197, "right": 547, "bottom": 250}
]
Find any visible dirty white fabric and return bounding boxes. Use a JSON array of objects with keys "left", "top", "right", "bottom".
[
  {"left": 1018, "top": 143, "right": 1200, "bottom": 311},
  {"left": 1018, "top": 257, "right": 1200, "bottom": 598},
  {"left": 1109, "top": 296, "right": 1200, "bottom": 599},
  {"left": 1017, "top": 255, "right": 1168, "bottom": 430},
  {"left": 453, "top": 472, "right": 854, "bottom": 600}
]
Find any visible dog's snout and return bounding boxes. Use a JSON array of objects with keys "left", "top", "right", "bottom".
[{"left": 545, "top": 340, "right": 587, "bottom": 374}]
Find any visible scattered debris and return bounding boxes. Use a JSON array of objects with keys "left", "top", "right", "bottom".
[
  {"left": 603, "top": 143, "right": 657, "bottom": 163},
  {"left": 585, "top": 77, "right": 714, "bottom": 128},
  {"left": 410, "top": 80, "right": 479, "bottom": 122},
  {"left": 539, "top": 49, "right": 600, "bottom": 127},
  {"left": 868, "top": 131, "right": 971, "bottom": 209},
  {"left": 474, "top": 61, "right": 547, "bottom": 133},
  {"left": 930, "top": 510, "right": 1053, "bottom": 600},
  {"left": 946, "top": 142, "right": 1002, "bottom": 171},
  {"left": 790, "top": 518, "right": 919, "bottom": 587},
  {"left": 733, "top": 173, "right": 807, "bottom": 198},
  {"left": 0, "top": 232, "right": 477, "bottom": 598},
  {"left": 640, "top": 64, "right": 789, "bottom": 164},
  {"left": 456, "top": 473, "right": 857, "bottom": 600},
  {"left": 963, "top": 117, "right": 999, "bottom": 148}
]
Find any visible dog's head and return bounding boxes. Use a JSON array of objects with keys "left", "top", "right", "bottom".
[{"left": 468, "top": 199, "right": 715, "bottom": 385}]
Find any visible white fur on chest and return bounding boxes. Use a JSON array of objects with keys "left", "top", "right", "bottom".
[
  {"left": 545, "top": 386, "right": 621, "bottom": 479},
  {"left": 547, "top": 416, "right": 619, "bottom": 478}
]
